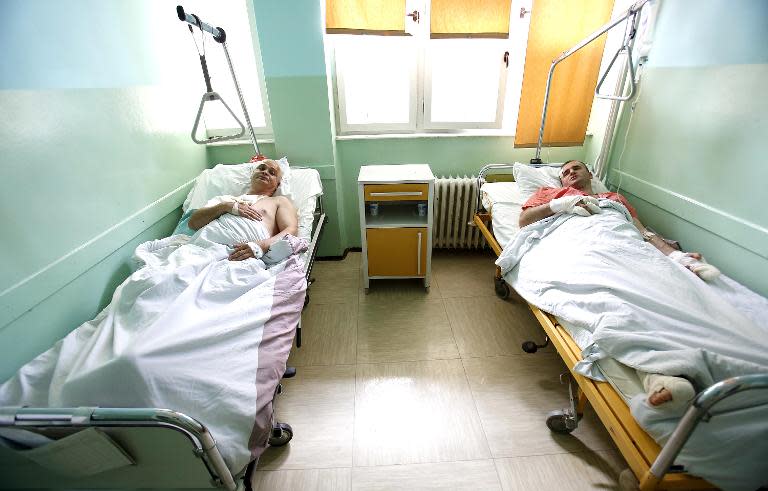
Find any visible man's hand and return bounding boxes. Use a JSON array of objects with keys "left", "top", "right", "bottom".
[
  {"left": 667, "top": 251, "right": 721, "bottom": 281},
  {"left": 232, "top": 202, "right": 263, "bottom": 221},
  {"left": 228, "top": 241, "right": 268, "bottom": 261},
  {"left": 549, "top": 195, "right": 601, "bottom": 216}
]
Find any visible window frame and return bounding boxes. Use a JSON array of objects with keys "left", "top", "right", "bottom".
[
  {"left": 329, "top": 0, "right": 526, "bottom": 135},
  {"left": 333, "top": 35, "right": 420, "bottom": 135}
]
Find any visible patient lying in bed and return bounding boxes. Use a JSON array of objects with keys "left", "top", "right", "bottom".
[
  {"left": 189, "top": 158, "right": 299, "bottom": 263},
  {"left": 518, "top": 160, "right": 719, "bottom": 410}
]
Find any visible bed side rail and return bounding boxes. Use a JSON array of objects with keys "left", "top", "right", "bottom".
[
  {"left": 0, "top": 406, "right": 238, "bottom": 491},
  {"left": 643, "top": 373, "right": 768, "bottom": 489},
  {"left": 304, "top": 195, "right": 326, "bottom": 280},
  {"left": 475, "top": 163, "right": 516, "bottom": 214}
]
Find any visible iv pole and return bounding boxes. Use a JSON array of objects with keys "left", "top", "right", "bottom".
[
  {"left": 177, "top": 5, "right": 262, "bottom": 158},
  {"left": 530, "top": 0, "right": 650, "bottom": 165}
]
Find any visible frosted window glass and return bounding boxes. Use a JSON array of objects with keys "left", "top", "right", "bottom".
[
  {"left": 429, "top": 40, "right": 505, "bottom": 123},
  {"left": 336, "top": 37, "right": 415, "bottom": 125}
]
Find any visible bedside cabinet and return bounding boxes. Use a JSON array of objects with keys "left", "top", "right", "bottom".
[{"left": 358, "top": 164, "right": 435, "bottom": 292}]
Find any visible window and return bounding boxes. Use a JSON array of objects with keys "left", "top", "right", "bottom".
[
  {"left": 328, "top": 0, "right": 519, "bottom": 134},
  {"left": 327, "top": 0, "right": 615, "bottom": 145},
  {"left": 175, "top": 0, "right": 271, "bottom": 139}
]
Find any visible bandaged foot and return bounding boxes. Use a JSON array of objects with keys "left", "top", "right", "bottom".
[
  {"left": 642, "top": 373, "right": 695, "bottom": 411},
  {"left": 549, "top": 195, "right": 601, "bottom": 217},
  {"left": 668, "top": 251, "right": 721, "bottom": 281}
]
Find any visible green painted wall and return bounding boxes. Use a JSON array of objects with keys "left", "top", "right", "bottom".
[
  {"left": 605, "top": 0, "right": 768, "bottom": 297},
  {"left": 244, "top": 0, "right": 347, "bottom": 257},
  {"left": 0, "top": 0, "right": 208, "bottom": 379}
]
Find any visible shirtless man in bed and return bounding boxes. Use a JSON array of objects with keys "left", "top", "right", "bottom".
[
  {"left": 519, "top": 160, "right": 719, "bottom": 409},
  {"left": 188, "top": 159, "right": 298, "bottom": 261}
]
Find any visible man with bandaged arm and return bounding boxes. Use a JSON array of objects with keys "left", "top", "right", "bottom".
[{"left": 518, "top": 159, "right": 721, "bottom": 411}]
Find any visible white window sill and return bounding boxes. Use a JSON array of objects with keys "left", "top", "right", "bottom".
[
  {"left": 337, "top": 130, "right": 514, "bottom": 141},
  {"left": 205, "top": 137, "right": 275, "bottom": 147},
  {"left": 337, "top": 131, "right": 593, "bottom": 141}
]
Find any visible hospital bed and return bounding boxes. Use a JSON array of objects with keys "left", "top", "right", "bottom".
[
  {"left": 473, "top": 163, "right": 768, "bottom": 491},
  {"left": 0, "top": 161, "right": 326, "bottom": 490}
]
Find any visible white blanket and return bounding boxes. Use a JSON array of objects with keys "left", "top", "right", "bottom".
[
  {"left": 0, "top": 213, "right": 308, "bottom": 475},
  {"left": 496, "top": 200, "right": 768, "bottom": 490}
]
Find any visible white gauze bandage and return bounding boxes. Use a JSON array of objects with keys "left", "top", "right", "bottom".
[
  {"left": 642, "top": 373, "right": 695, "bottom": 412},
  {"left": 230, "top": 201, "right": 240, "bottom": 216},
  {"left": 549, "top": 195, "right": 601, "bottom": 217},
  {"left": 246, "top": 242, "right": 264, "bottom": 258},
  {"left": 668, "top": 251, "right": 721, "bottom": 281}
]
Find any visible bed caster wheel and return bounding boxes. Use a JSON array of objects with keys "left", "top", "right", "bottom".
[
  {"left": 545, "top": 409, "right": 578, "bottom": 434},
  {"left": 269, "top": 422, "right": 293, "bottom": 447},
  {"left": 618, "top": 469, "right": 640, "bottom": 491},
  {"left": 494, "top": 277, "right": 510, "bottom": 299},
  {"left": 522, "top": 341, "right": 539, "bottom": 353}
]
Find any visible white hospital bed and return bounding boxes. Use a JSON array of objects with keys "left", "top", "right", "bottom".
[
  {"left": 0, "top": 161, "right": 326, "bottom": 491},
  {"left": 473, "top": 163, "right": 768, "bottom": 490}
]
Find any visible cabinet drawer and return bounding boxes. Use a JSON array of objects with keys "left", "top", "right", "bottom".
[
  {"left": 367, "top": 228, "right": 428, "bottom": 277},
  {"left": 364, "top": 184, "right": 428, "bottom": 202}
]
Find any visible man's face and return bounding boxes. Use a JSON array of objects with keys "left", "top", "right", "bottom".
[
  {"left": 251, "top": 160, "right": 282, "bottom": 195},
  {"left": 560, "top": 161, "right": 591, "bottom": 189}
]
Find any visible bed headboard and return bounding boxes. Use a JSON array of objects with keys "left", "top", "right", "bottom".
[{"left": 476, "top": 164, "right": 516, "bottom": 213}]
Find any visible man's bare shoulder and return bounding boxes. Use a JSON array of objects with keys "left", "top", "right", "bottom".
[{"left": 273, "top": 195, "right": 295, "bottom": 207}]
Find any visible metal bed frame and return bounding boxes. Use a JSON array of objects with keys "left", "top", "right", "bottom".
[
  {"left": 0, "top": 194, "right": 327, "bottom": 490},
  {"left": 472, "top": 163, "right": 768, "bottom": 490}
]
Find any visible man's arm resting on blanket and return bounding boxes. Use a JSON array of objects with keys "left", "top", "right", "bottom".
[
  {"left": 632, "top": 217, "right": 692, "bottom": 257},
  {"left": 258, "top": 197, "right": 299, "bottom": 251},
  {"left": 518, "top": 200, "right": 597, "bottom": 228},
  {"left": 189, "top": 203, "right": 231, "bottom": 231}
]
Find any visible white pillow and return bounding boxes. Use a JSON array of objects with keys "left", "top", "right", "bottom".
[
  {"left": 183, "top": 157, "right": 293, "bottom": 212},
  {"left": 512, "top": 162, "right": 609, "bottom": 199},
  {"left": 480, "top": 182, "right": 525, "bottom": 212}
]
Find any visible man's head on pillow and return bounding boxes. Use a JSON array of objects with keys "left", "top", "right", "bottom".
[
  {"left": 559, "top": 160, "right": 592, "bottom": 191},
  {"left": 249, "top": 159, "right": 282, "bottom": 196}
]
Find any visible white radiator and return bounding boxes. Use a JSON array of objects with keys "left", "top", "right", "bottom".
[{"left": 433, "top": 175, "right": 484, "bottom": 249}]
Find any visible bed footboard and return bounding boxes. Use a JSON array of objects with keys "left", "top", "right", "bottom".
[{"left": 0, "top": 407, "right": 241, "bottom": 490}]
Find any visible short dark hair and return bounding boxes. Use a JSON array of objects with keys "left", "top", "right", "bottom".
[{"left": 560, "top": 160, "right": 590, "bottom": 178}]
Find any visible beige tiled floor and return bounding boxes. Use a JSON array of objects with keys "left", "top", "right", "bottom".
[{"left": 255, "top": 250, "right": 625, "bottom": 489}]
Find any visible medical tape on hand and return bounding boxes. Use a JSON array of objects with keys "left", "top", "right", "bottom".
[{"left": 231, "top": 202, "right": 240, "bottom": 216}]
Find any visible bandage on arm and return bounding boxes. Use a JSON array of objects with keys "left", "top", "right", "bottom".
[
  {"left": 668, "top": 251, "right": 721, "bottom": 281},
  {"left": 549, "top": 195, "right": 601, "bottom": 216}
]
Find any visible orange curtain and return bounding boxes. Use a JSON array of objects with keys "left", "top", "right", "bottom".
[
  {"left": 515, "top": 0, "right": 615, "bottom": 147},
  {"left": 326, "top": 0, "right": 407, "bottom": 35},
  {"left": 430, "top": 0, "right": 512, "bottom": 38}
]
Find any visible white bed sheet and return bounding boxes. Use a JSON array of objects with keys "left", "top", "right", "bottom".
[{"left": 482, "top": 181, "right": 768, "bottom": 403}]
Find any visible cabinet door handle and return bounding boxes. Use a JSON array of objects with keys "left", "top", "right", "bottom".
[
  {"left": 370, "top": 191, "right": 423, "bottom": 197},
  {"left": 417, "top": 232, "right": 422, "bottom": 275}
]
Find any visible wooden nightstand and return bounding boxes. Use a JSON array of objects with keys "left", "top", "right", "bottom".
[{"left": 358, "top": 164, "right": 435, "bottom": 293}]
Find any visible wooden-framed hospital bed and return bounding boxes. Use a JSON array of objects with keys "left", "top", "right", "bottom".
[
  {"left": 0, "top": 163, "right": 326, "bottom": 490},
  {"left": 473, "top": 163, "right": 768, "bottom": 490}
]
